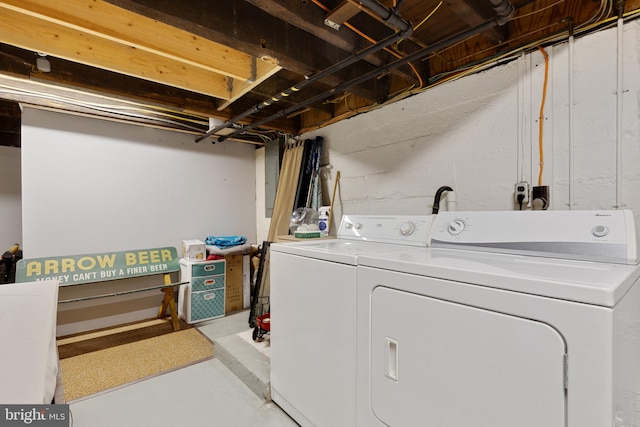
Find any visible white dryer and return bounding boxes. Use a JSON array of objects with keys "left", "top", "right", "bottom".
[
  {"left": 356, "top": 210, "right": 640, "bottom": 427},
  {"left": 270, "top": 214, "right": 434, "bottom": 427}
]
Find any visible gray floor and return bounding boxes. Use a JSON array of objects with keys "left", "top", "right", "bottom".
[{"left": 68, "top": 311, "right": 298, "bottom": 427}]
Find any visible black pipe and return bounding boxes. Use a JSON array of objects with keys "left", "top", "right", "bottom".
[
  {"left": 359, "top": 0, "right": 412, "bottom": 33},
  {"left": 195, "top": 0, "right": 413, "bottom": 143},
  {"left": 432, "top": 186, "right": 453, "bottom": 214},
  {"left": 219, "top": 12, "right": 512, "bottom": 142},
  {"left": 394, "top": 0, "right": 406, "bottom": 13}
]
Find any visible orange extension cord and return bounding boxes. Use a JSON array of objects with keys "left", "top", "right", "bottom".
[{"left": 537, "top": 46, "right": 549, "bottom": 187}]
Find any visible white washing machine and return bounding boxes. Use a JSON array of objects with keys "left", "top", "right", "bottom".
[
  {"left": 356, "top": 210, "right": 640, "bottom": 427},
  {"left": 270, "top": 214, "right": 434, "bottom": 427}
]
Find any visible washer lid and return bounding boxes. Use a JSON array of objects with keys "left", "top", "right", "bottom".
[
  {"left": 358, "top": 248, "right": 640, "bottom": 306},
  {"left": 271, "top": 240, "right": 413, "bottom": 265},
  {"left": 270, "top": 214, "right": 434, "bottom": 264}
]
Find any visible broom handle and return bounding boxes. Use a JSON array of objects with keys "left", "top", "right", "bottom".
[{"left": 327, "top": 171, "right": 340, "bottom": 230}]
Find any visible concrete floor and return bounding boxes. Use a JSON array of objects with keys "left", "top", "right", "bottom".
[{"left": 69, "top": 311, "right": 297, "bottom": 427}]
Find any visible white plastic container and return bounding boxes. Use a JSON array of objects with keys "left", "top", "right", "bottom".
[
  {"left": 181, "top": 239, "right": 206, "bottom": 261},
  {"left": 318, "top": 206, "right": 330, "bottom": 237}
]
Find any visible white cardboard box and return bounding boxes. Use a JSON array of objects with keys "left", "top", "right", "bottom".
[{"left": 181, "top": 239, "right": 206, "bottom": 261}]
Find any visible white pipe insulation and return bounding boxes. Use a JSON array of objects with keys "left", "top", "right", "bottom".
[
  {"left": 615, "top": 16, "right": 624, "bottom": 209},
  {"left": 568, "top": 33, "right": 575, "bottom": 209}
]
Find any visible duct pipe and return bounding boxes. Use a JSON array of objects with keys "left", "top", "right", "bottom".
[
  {"left": 219, "top": 7, "right": 516, "bottom": 142},
  {"left": 568, "top": 21, "right": 575, "bottom": 209},
  {"left": 195, "top": 0, "right": 412, "bottom": 143}
]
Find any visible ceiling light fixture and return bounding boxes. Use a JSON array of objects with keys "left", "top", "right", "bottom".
[{"left": 36, "top": 53, "right": 51, "bottom": 73}]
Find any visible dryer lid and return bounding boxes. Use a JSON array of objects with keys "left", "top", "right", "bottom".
[{"left": 358, "top": 248, "right": 640, "bottom": 307}]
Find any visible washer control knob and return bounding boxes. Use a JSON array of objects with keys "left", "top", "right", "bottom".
[
  {"left": 354, "top": 222, "right": 363, "bottom": 230},
  {"left": 592, "top": 225, "right": 609, "bottom": 238},
  {"left": 448, "top": 219, "right": 466, "bottom": 235},
  {"left": 400, "top": 222, "right": 415, "bottom": 236},
  {"left": 345, "top": 222, "right": 353, "bottom": 229}
]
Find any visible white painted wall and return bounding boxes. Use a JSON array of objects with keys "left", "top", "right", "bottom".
[
  {"left": 0, "top": 145, "right": 21, "bottom": 248},
  {"left": 21, "top": 107, "right": 256, "bottom": 335},
  {"left": 297, "top": 20, "right": 640, "bottom": 230}
]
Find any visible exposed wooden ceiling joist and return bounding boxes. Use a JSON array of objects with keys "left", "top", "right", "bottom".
[
  {"left": 249, "top": 0, "right": 425, "bottom": 84},
  {"left": 104, "top": 0, "right": 389, "bottom": 101},
  {"left": 0, "top": 0, "right": 638, "bottom": 146},
  {"left": 444, "top": 0, "right": 509, "bottom": 44},
  {"left": 0, "top": 0, "right": 281, "bottom": 104}
]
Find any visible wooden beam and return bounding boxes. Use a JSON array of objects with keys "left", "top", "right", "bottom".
[
  {"left": 218, "top": 59, "right": 282, "bottom": 111},
  {"left": 325, "top": 1, "right": 363, "bottom": 29},
  {"left": 0, "top": 0, "right": 256, "bottom": 81},
  {"left": 0, "top": 0, "right": 285, "bottom": 104},
  {"left": 0, "top": 44, "right": 217, "bottom": 116},
  {"left": 444, "top": 0, "right": 508, "bottom": 44},
  {"left": 246, "top": 0, "right": 421, "bottom": 84},
  {"left": 0, "top": 44, "right": 301, "bottom": 133},
  {"left": 0, "top": 6, "right": 234, "bottom": 100},
  {"left": 244, "top": 0, "right": 358, "bottom": 53},
  {"left": 104, "top": 0, "right": 384, "bottom": 101}
]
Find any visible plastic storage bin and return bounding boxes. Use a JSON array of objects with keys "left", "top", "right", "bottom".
[{"left": 179, "top": 258, "right": 225, "bottom": 323}]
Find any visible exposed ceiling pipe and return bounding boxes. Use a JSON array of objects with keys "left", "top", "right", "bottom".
[
  {"left": 357, "top": 0, "right": 412, "bottom": 33},
  {"left": 195, "top": 0, "right": 412, "bottom": 143},
  {"left": 195, "top": 32, "right": 409, "bottom": 143},
  {"left": 394, "top": 0, "right": 407, "bottom": 13},
  {"left": 218, "top": 0, "right": 517, "bottom": 143},
  {"left": 489, "top": 0, "right": 515, "bottom": 25}
]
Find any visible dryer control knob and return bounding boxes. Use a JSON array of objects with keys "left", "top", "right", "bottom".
[
  {"left": 448, "top": 219, "right": 466, "bottom": 235},
  {"left": 354, "top": 222, "right": 363, "bottom": 230},
  {"left": 400, "top": 222, "right": 415, "bottom": 236},
  {"left": 592, "top": 225, "right": 609, "bottom": 237},
  {"left": 345, "top": 222, "right": 353, "bottom": 229}
]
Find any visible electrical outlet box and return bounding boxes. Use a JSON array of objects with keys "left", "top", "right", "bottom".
[
  {"left": 514, "top": 181, "right": 530, "bottom": 207},
  {"left": 532, "top": 185, "right": 550, "bottom": 210}
]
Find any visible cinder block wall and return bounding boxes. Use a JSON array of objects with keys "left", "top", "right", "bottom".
[{"left": 288, "top": 20, "right": 640, "bottom": 233}]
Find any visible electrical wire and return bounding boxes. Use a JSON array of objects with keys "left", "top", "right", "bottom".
[
  {"left": 422, "top": 6, "right": 640, "bottom": 91},
  {"left": 414, "top": 2, "right": 444, "bottom": 31},
  {"left": 300, "top": 7, "right": 640, "bottom": 135},
  {"left": 388, "top": 0, "right": 443, "bottom": 91},
  {"left": 512, "top": 0, "right": 566, "bottom": 20},
  {"left": 537, "top": 46, "right": 549, "bottom": 187},
  {"left": 518, "top": 51, "right": 527, "bottom": 184},
  {"left": 432, "top": 0, "right": 613, "bottom": 68},
  {"left": 0, "top": 76, "right": 285, "bottom": 144},
  {"left": 581, "top": 0, "right": 613, "bottom": 28}
]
